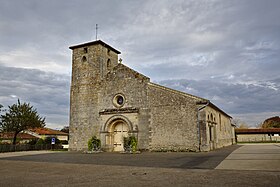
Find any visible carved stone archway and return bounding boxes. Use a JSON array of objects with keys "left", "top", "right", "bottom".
[{"left": 100, "top": 115, "right": 134, "bottom": 152}]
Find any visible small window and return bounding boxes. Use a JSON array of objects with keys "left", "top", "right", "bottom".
[
  {"left": 107, "top": 49, "right": 110, "bottom": 55},
  {"left": 117, "top": 96, "right": 124, "bottom": 105},
  {"left": 219, "top": 114, "right": 221, "bottom": 131},
  {"left": 82, "top": 56, "right": 87, "bottom": 62},
  {"left": 107, "top": 59, "right": 111, "bottom": 68},
  {"left": 84, "top": 48, "right": 88, "bottom": 53}
]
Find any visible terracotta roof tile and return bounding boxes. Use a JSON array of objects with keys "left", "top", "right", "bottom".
[{"left": 28, "top": 128, "right": 68, "bottom": 136}]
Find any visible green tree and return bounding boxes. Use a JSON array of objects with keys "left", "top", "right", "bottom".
[
  {"left": 0, "top": 100, "right": 45, "bottom": 145},
  {"left": 261, "top": 116, "right": 280, "bottom": 128}
]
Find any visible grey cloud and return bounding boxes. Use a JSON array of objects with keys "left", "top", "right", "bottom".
[
  {"left": 0, "top": 0, "right": 142, "bottom": 50},
  {"left": 0, "top": 65, "right": 70, "bottom": 129},
  {"left": 159, "top": 78, "right": 280, "bottom": 125},
  {"left": 0, "top": 0, "right": 279, "bottom": 128},
  {"left": 119, "top": 0, "right": 280, "bottom": 80}
]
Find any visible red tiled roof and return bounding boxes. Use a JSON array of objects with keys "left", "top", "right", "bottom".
[
  {"left": 0, "top": 132, "right": 37, "bottom": 139},
  {"left": 28, "top": 128, "right": 68, "bottom": 136},
  {"left": 235, "top": 128, "right": 280, "bottom": 134}
]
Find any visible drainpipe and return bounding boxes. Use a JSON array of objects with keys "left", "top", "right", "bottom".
[{"left": 197, "top": 100, "right": 210, "bottom": 151}]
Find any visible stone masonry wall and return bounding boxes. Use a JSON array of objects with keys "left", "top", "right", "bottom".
[
  {"left": 201, "top": 106, "right": 234, "bottom": 151},
  {"left": 99, "top": 64, "right": 151, "bottom": 150},
  {"left": 237, "top": 134, "right": 280, "bottom": 142},
  {"left": 148, "top": 83, "right": 201, "bottom": 152},
  {"left": 69, "top": 43, "right": 119, "bottom": 151}
]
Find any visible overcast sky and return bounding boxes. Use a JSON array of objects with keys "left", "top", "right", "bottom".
[{"left": 0, "top": 0, "right": 279, "bottom": 129}]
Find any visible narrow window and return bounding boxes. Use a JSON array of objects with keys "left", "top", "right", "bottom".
[
  {"left": 219, "top": 114, "right": 221, "bottom": 131},
  {"left": 107, "top": 59, "right": 111, "bottom": 68},
  {"left": 209, "top": 126, "right": 213, "bottom": 141},
  {"left": 84, "top": 47, "right": 88, "bottom": 53},
  {"left": 82, "top": 56, "right": 87, "bottom": 62}
]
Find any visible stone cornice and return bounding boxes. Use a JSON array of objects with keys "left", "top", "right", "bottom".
[{"left": 99, "top": 107, "right": 139, "bottom": 115}]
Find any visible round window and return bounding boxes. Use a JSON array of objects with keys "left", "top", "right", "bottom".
[
  {"left": 117, "top": 95, "right": 124, "bottom": 105},
  {"left": 113, "top": 94, "right": 125, "bottom": 108}
]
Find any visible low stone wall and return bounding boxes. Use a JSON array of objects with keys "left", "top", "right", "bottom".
[{"left": 237, "top": 134, "right": 280, "bottom": 142}]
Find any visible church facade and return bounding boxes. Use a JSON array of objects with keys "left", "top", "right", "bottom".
[{"left": 69, "top": 40, "right": 235, "bottom": 152}]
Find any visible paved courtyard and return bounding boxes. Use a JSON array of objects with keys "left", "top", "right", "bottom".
[
  {"left": 0, "top": 144, "right": 279, "bottom": 187},
  {"left": 216, "top": 144, "right": 280, "bottom": 171}
]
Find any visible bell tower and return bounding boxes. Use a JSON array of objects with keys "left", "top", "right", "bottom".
[{"left": 69, "top": 40, "right": 121, "bottom": 151}]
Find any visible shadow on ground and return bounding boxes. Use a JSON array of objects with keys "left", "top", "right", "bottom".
[{"left": 0, "top": 145, "right": 240, "bottom": 169}]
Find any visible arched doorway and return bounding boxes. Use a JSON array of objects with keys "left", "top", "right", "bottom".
[
  {"left": 113, "top": 121, "right": 128, "bottom": 152},
  {"left": 101, "top": 115, "right": 134, "bottom": 152}
]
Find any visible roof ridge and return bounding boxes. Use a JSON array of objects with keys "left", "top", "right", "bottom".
[
  {"left": 113, "top": 63, "right": 150, "bottom": 80},
  {"left": 148, "top": 82, "right": 206, "bottom": 101},
  {"left": 69, "top": 40, "right": 121, "bottom": 54}
]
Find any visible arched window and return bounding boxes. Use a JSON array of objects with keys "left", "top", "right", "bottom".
[
  {"left": 107, "top": 59, "right": 111, "bottom": 68},
  {"left": 219, "top": 114, "right": 221, "bottom": 131}
]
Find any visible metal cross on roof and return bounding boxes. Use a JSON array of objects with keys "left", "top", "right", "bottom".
[{"left": 95, "top": 24, "right": 98, "bottom": 41}]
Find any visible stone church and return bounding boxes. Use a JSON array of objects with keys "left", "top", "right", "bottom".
[{"left": 69, "top": 40, "right": 235, "bottom": 152}]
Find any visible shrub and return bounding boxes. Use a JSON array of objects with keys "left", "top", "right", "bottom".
[
  {"left": 36, "top": 138, "right": 45, "bottom": 145},
  {"left": 123, "top": 136, "right": 137, "bottom": 152},
  {"left": 88, "top": 136, "right": 101, "bottom": 151},
  {"left": 34, "top": 137, "right": 60, "bottom": 145},
  {"left": 28, "top": 139, "right": 39, "bottom": 145}
]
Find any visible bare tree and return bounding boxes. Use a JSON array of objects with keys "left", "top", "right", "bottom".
[{"left": 232, "top": 118, "right": 249, "bottom": 128}]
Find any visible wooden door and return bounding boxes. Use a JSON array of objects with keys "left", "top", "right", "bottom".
[{"left": 113, "top": 122, "right": 128, "bottom": 152}]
